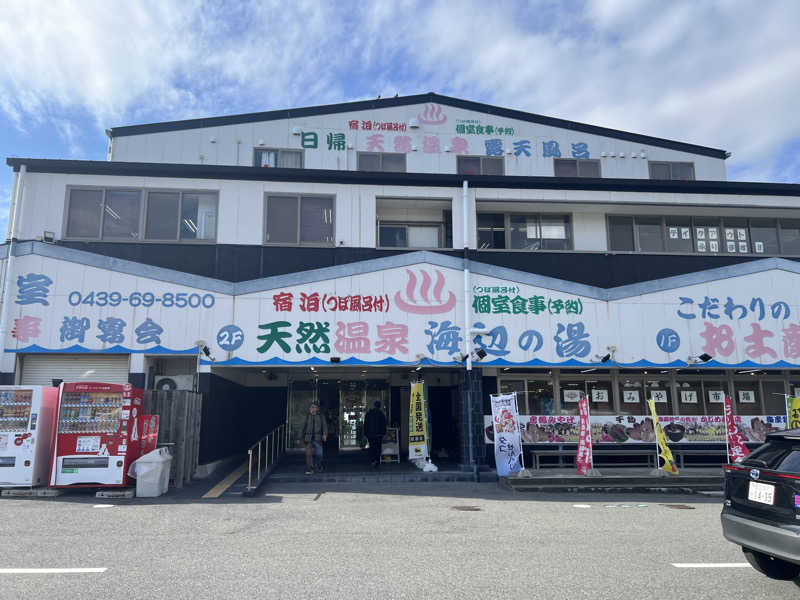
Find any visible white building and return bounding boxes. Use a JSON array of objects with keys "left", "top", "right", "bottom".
[{"left": 3, "top": 93, "right": 797, "bottom": 469}]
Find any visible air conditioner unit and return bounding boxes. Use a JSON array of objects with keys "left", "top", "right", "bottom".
[{"left": 154, "top": 375, "right": 195, "bottom": 391}]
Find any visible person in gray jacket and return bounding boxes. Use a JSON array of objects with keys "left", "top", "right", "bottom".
[{"left": 298, "top": 402, "right": 328, "bottom": 475}]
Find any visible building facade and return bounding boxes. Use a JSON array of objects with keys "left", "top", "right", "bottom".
[{"left": 3, "top": 93, "right": 798, "bottom": 469}]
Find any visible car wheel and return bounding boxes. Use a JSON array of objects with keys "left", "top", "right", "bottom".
[{"left": 743, "top": 548, "right": 800, "bottom": 580}]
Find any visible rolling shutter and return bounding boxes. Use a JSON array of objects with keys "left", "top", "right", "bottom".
[{"left": 20, "top": 354, "right": 130, "bottom": 386}]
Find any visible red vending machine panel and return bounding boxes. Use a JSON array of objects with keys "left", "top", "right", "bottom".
[{"left": 50, "top": 382, "right": 144, "bottom": 487}]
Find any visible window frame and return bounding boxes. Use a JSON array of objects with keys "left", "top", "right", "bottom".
[
  {"left": 647, "top": 161, "right": 696, "bottom": 181},
  {"left": 553, "top": 158, "right": 602, "bottom": 178},
  {"left": 63, "top": 186, "right": 220, "bottom": 244},
  {"left": 263, "top": 193, "right": 336, "bottom": 247},
  {"left": 475, "top": 211, "right": 573, "bottom": 251},
  {"left": 457, "top": 155, "right": 505, "bottom": 176},
  {"left": 356, "top": 152, "right": 407, "bottom": 173},
  {"left": 376, "top": 220, "right": 444, "bottom": 249},
  {"left": 253, "top": 147, "right": 304, "bottom": 169}
]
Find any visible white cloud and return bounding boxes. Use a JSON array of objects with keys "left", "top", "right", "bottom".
[{"left": 0, "top": 0, "right": 798, "bottom": 182}]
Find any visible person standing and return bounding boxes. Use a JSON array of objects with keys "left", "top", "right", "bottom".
[
  {"left": 363, "top": 401, "right": 387, "bottom": 468},
  {"left": 298, "top": 402, "right": 327, "bottom": 475}
]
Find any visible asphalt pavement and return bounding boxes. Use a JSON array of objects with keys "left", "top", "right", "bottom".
[{"left": 0, "top": 481, "right": 797, "bottom": 599}]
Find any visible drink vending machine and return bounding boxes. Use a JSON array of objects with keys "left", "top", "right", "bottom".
[
  {"left": 0, "top": 386, "right": 59, "bottom": 487},
  {"left": 49, "top": 382, "right": 158, "bottom": 488}
]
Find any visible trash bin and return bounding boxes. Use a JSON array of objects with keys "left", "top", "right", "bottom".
[{"left": 129, "top": 447, "right": 172, "bottom": 497}]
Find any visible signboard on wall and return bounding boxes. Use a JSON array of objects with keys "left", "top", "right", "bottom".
[
  {"left": 484, "top": 414, "right": 788, "bottom": 444},
  {"left": 7, "top": 251, "right": 800, "bottom": 368}
]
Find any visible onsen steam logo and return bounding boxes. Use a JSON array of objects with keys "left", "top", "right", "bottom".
[
  {"left": 417, "top": 103, "right": 447, "bottom": 125},
  {"left": 394, "top": 269, "right": 456, "bottom": 315}
]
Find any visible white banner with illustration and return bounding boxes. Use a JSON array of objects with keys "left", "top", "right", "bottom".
[
  {"left": 489, "top": 393, "right": 522, "bottom": 476},
  {"left": 484, "top": 414, "right": 787, "bottom": 444},
  {"left": 6, "top": 252, "right": 800, "bottom": 368}
]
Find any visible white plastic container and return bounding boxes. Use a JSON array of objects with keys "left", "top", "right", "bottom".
[{"left": 129, "top": 447, "right": 172, "bottom": 497}]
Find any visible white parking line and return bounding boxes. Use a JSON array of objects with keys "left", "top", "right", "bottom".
[
  {"left": 0, "top": 568, "right": 107, "bottom": 574},
  {"left": 572, "top": 504, "right": 591, "bottom": 508},
  {"left": 672, "top": 563, "right": 750, "bottom": 569}
]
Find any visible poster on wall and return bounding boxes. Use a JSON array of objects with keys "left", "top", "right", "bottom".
[
  {"left": 680, "top": 390, "right": 698, "bottom": 404},
  {"left": 650, "top": 390, "right": 668, "bottom": 403},
  {"left": 489, "top": 393, "right": 522, "bottom": 476},
  {"left": 622, "top": 390, "right": 640, "bottom": 404},
  {"left": 738, "top": 390, "right": 756, "bottom": 404},
  {"left": 708, "top": 390, "right": 725, "bottom": 403},
  {"left": 563, "top": 389, "right": 582, "bottom": 403},
  {"left": 591, "top": 389, "right": 609, "bottom": 403}
]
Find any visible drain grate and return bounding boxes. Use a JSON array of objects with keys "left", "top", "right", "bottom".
[
  {"left": 662, "top": 504, "right": 696, "bottom": 510},
  {"left": 452, "top": 505, "right": 481, "bottom": 511}
]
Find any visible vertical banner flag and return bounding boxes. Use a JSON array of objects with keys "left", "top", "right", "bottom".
[
  {"left": 647, "top": 399, "right": 679, "bottom": 475},
  {"left": 490, "top": 393, "right": 522, "bottom": 476},
  {"left": 788, "top": 397, "right": 800, "bottom": 430},
  {"left": 408, "top": 381, "right": 429, "bottom": 460},
  {"left": 576, "top": 395, "right": 594, "bottom": 475},
  {"left": 723, "top": 395, "right": 750, "bottom": 462}
]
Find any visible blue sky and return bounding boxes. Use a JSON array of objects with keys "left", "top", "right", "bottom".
[{"left": 2, "top": 0, "right": 800, "bottom": 234}]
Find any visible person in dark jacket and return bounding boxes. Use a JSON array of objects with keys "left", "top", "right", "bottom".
[
  {"left": 298, "top": 402, "right": 327, "bottom": 475},
  {"left": 363, "top": 401, "right": 387, "bottom": 468}
]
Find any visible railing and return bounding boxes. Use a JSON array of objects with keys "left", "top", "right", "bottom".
[{"left": 245, "top": 423, "right": 287, "bottom": 494}]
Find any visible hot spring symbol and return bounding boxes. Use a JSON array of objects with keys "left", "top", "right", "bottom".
[
  {"left": 394, "top": 269, "right": 457, "bottom": 314},
  {"left": 417, "top": 103, "right": 447, "bottom": 125}
]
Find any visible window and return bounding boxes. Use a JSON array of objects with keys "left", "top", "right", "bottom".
[
  {"left": 607, "top": 215, "right": 800, "bottom": 255},
  {"left": 477, "top": 212, "right": 571, "bottom": 250},
  {"left": 357, "top": 152, "right": 406, "bottom": 172},
  {"left": 554, "top": 158, "right": 601, "bottom": 178},
  {"left": 780, "top": 220, "right": 800, "bottom": 255},
  {"left": 750, "top": 219, "right": 779, "bottom": 255},
  {"left": 457, "top": 155, "right": 504, "bottom": 175},
  {"left": 254, "top": 148, "right": 303, "bottom": 169},
  {"left": 608, "top": 216, "right": 635, "bottom": 251},
  {"left": 636, "top": 217, "right": 664, "bottom": 252},
  {"left": 144, "top": 191, "right": 217, "bottom": 241},
  {"left": 648, "top": 161, "right": 695, "bottom": 180},
  {"left": 102, "top": 190, "right": 141, "bottom": 239},
  {"left": 66, "top": 188, "right": 218, "bottom": 242},
  {"left": 265, "top": 195, "right": 334, "bottom": 245},
  {"left": 66, "top": 189, "right": 103, "bottom": 238},
  {"left": 477, "top": 213, "right": 506, "bottom": 249},
  {"left": 378, "top": 223, "right": 441, "bottom": 248}
]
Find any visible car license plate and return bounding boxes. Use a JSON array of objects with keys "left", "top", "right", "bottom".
[{"left": 748, "top": 481, "right": 775, "bottom": 505}]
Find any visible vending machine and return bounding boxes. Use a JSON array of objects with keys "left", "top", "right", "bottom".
[
  {"left": 0, "top": 386, "right": 59, "bottom": 487},
  {"left": 49, "top": 382, "right": 147, "bottom": 488}
]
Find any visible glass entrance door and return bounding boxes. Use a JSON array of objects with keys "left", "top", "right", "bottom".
[
  {"left": 338, "top": 380, "right": 389, "bottom": 450},
  {"left": 339, "top": 382, "right": 366, "bottom": 449}
]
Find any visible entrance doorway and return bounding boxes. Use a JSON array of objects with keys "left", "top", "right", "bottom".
[{"left": 287, "top": 377, "right": 390, "bottom": 455}]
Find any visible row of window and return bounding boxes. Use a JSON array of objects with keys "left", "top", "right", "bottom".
[
  {"left": 66, "top": 188, "right": 217, "bottom": 241},
  {"left": 254, "top": 148, "right": 695, "bottom": 179},
  {"left": 608, "top": 216, "right": 800, "bottom": 255},
  {"left": 64, "top": 189, "right": 800, "bottom": 255}
]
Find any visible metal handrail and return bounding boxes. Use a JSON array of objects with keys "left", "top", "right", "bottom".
[{"left": 246, "top": 423, "right": 287, "bottom": 493}]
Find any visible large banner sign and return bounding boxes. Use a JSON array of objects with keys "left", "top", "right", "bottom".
[
  {"left": 490, "top": 393, "right": 522, "bottom": 476},
  {"left": 648, "top": 399, "right": 679, "bottom": 475},
  {"left": 485, "top": 414, "right": 787, "bottom": 444},
  {"left": 576, "top": 396, "right": 594, "bottom": 475},
  {"left": 7, "top": 252, "right": 800, "bottom": 368},
  {"left": 408, "top": 381, "right": 429, "bottom": 460}
]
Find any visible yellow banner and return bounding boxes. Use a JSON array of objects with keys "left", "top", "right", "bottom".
[
  {"left": 409, "top": 382, "right": 429, "bottom": 460},
  {"left": 788, "top": 397, "right": 800, "bottom": 430},
  {"left": 648, "top": 399, "right": 679, "bottom": 475}
]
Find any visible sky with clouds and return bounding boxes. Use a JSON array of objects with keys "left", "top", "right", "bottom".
[{"left": 1, "top": 0, "right": 799, "bottom": 234}]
